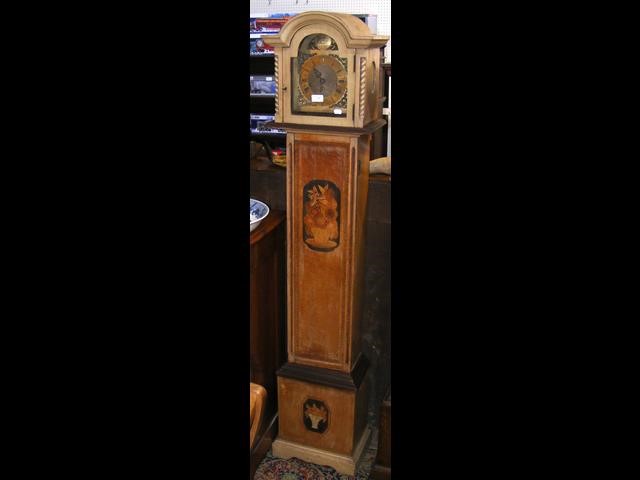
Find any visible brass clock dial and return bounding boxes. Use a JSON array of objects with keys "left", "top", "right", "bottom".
[
  {"left": 298, "top": 54, "right": 347, "bottom": 108},
  {"left": 291, "top": 33, "right": 348, "bottom": 116}
]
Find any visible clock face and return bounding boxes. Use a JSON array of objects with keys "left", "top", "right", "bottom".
[
  {"left": 298, "top": 55, "right": 347, "bottom": 108},
  {"left": 292, "top": 34, "right": 348, "bottom": 117}
]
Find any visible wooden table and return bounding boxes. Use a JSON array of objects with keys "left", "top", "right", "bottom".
[{"left": 250, "top": 209, "right": 286, "bottom": 478}]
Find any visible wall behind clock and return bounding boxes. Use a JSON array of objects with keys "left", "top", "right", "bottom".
[{"left": 249, "top": 0, "right": 391, "bottom": 61}]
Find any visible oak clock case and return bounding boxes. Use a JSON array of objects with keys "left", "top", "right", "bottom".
[{"left": 262, "top": 11, "right": 388, "bottom": 476}]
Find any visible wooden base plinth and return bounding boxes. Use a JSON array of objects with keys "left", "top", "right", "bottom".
[
  {"left": 276, "top": 361, "right": 369, "bottom": 449},
  {"left": 273, "top": 361, "right": 370, "bottom": 475},
  {"left": 272, "top": 426, "right": 371, "bottom": 476}
]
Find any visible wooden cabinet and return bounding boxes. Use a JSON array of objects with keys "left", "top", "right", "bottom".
[
  {"left": 250, "top": 209, "right": 286, "bottom": 402},
  {"left": 371, "top": 388, "right": 391, "bottom": 479},
  {"left": 250, "top": 209, "right": 286, "bottom": 478}
]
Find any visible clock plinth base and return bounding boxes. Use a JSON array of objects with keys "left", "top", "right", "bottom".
[
  {"left": 272, "top": 425, "right": 372, "bottom": 476},
  {"left": 274, "top": 362, "right": 370, "bottom": 475}
]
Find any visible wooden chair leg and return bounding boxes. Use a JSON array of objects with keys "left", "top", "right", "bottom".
[{"left": 250, "top": 383, "right": 267, "bottom": 449}]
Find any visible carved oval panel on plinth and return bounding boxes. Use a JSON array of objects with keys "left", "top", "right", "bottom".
[{"left": 303, "top": 398, "right": 329, "bottom": 433}]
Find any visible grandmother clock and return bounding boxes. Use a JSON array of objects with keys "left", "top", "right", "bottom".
[{"left": 263, "top": 12, "right": 388, "bottom": 475}]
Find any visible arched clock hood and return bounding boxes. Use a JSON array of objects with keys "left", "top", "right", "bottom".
[{"left": 266, "top": 11, "right": 388, "bottom": 50}]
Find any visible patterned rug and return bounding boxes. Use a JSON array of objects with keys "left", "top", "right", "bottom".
[{"left": 254, "top": 429, "right": 378, "bottom": 480}]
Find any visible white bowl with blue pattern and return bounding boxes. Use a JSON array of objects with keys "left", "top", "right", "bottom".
[{"left": 250, "top": 198, "right": 270, "bottom": 232}]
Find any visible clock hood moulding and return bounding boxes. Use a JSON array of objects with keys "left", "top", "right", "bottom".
[{"left": 265, "top": 11, "right": 388, "bottom": 50}]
